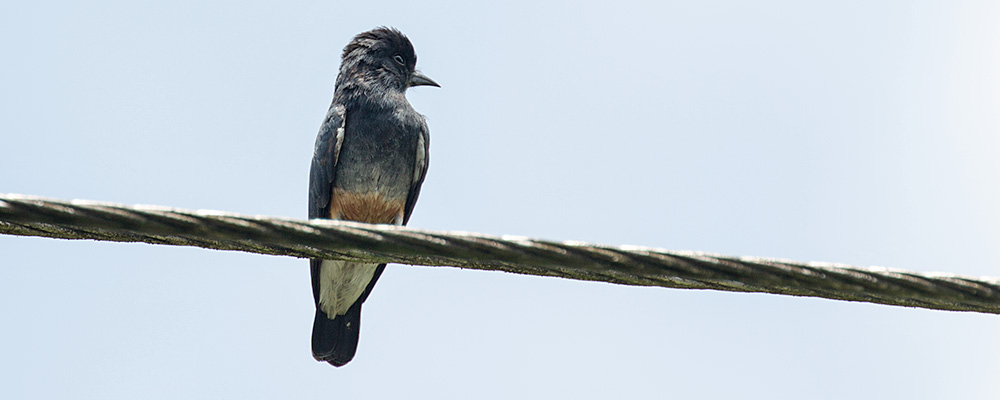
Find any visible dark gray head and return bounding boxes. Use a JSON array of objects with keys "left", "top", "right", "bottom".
[{"left": 336, "top": 27, "right": 439, "bottom": 94}]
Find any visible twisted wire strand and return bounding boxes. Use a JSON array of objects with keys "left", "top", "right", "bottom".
[{"left": 1, "top": 193, "right": 998, "bottom": 314}]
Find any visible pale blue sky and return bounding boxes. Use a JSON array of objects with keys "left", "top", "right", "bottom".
[{"left": 2, "top": 1, "right": 999, "bottom": 399}]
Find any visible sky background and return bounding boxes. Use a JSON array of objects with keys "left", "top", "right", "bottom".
[{"left": 2, "top": 1, "right": 999, "bottom": 399}]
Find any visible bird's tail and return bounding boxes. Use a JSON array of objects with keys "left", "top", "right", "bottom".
[{"left": 311, "top": 302, "right": 362, "bottom": 367}]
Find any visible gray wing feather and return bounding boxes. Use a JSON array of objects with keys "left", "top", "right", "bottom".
[
  {"left": 402, "top": 121, "right": 430, "bottom": 224},
  {"left": 309, "top": 104, "right": 346, "bottom": 305},
  {"left": 309, "top": 104, "right": 346, "bottom": 219}
]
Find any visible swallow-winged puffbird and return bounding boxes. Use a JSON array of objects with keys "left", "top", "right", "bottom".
[{"left": 308, "top": 27, "right": 438, "bottom": 367}]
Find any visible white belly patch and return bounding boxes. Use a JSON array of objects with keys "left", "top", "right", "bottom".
[{"left": 318, "top": 260, "right": 380, "bottom": 317}]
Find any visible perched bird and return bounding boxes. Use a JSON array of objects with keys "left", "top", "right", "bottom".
[{"left": 308, "top": 27, "right": 438, "bottom": 367}]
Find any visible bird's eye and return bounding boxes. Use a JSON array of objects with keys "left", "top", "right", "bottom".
[{"left": 393, "top": 55, "right": 405, "bottom": 65}]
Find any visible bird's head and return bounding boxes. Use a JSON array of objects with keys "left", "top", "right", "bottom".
[{"left": 337, "top": 27, "right": 439, "bottom": 94}]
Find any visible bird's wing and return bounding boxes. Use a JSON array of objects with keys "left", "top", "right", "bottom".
[
  {"left": 401, "top": 120, "right": 430, "bottom": 225},
  {"left": 309, "top": 104, "right": 346, "bottom": 305},
  {"left": 309, "top": 104, "right": 346, "bottom": 220}
]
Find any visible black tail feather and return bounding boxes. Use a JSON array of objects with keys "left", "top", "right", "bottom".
[
  {"left": 311, "top": 301, "right": 362, "bottom": 367},
  {"left": 308, "top": 262, "right": 386, "bottom": 367}
]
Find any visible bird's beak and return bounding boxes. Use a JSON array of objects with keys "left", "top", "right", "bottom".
[{"left": 408, "top": 71, "right": 440, "bottom": 88}]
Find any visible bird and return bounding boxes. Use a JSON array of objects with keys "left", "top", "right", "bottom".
[{"left": 308, "top": 27, "right": 439, "bottom": 367}]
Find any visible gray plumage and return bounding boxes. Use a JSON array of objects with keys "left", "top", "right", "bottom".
[{"left": 308, "top": 27, "right": 438, "bottom": 367}]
